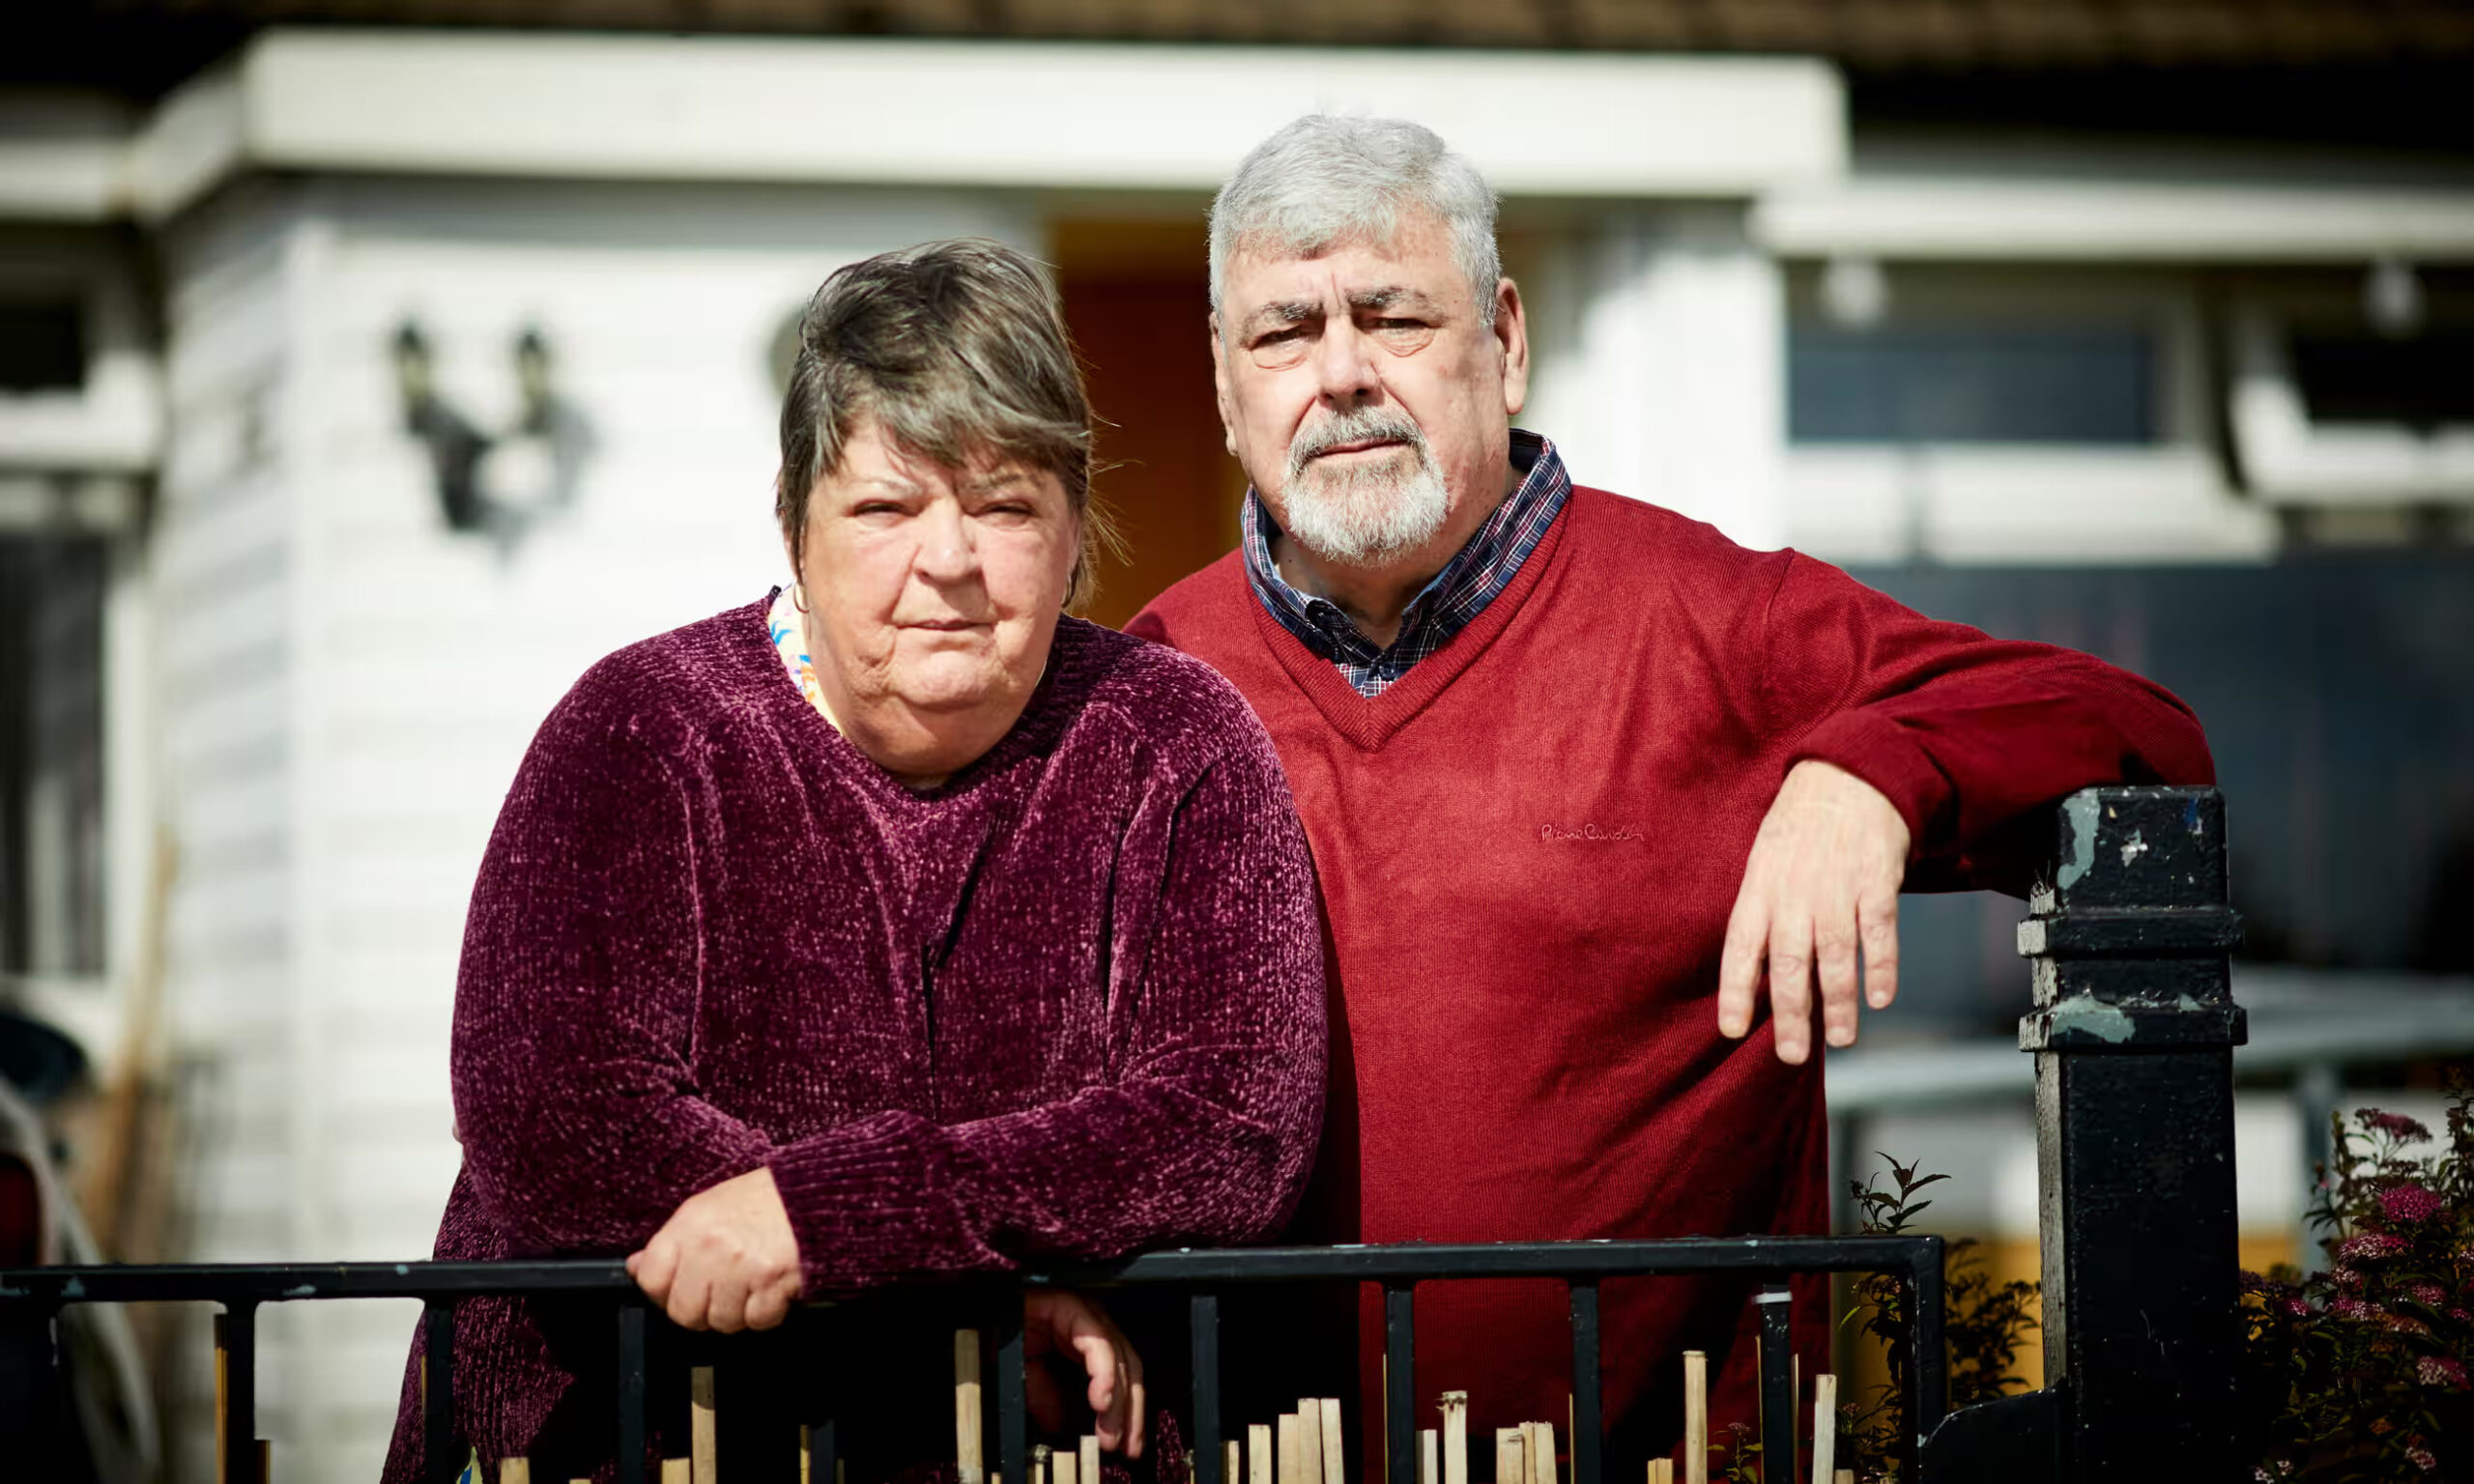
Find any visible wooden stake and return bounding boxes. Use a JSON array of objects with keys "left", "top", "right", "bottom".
[
  {"left": 957, "top": 1330, "right": 985, "bottom": 1484},
  {"left": 1033, "top": 1442, "right": 1053, "bottom": 1484},
  {"left": 691, "top": 1366, "right": 718, "bottom": 1484},
  {"left": 1808, "top": 1375, "right": 1838, "bottom": 1484},
  {"left": 1494, "top": 1428, "right": 1524, "bottom": 1484},
  {"left": 1280, "top": 1413, "right": 1305, "bottom": 1484},
  {"left": 1833, "top": 1473, "right": 1854, "bottom": 1484},
  {"left": 1646, "top": 1462, "right": 1671, "bottom": 1484},
  {"left": 501, "top": 1461, "right": 532, "bottom": 1484},
  {"left": 1226, "top": 1439, "right": 1243, "bottom": 1484},
  {"left": 663, "top": 1463, "right": 692, "bottom": 1484},
  {"left": 1250, "top": 1424, "right": 1274, "bottom": 1484},
  {"left": 258, "top": 1440, "right": 271, "bottom": 1484},
  {"left": 1319, "top": 1399, "right": 1345, "bottom": 1484},
  {"left": 1438, "top": 1391, "right": 1468, "bottom": 1484},
  {"left": 1418, "top": 1430, "right": 1438, "bottom": 1484},
  {"left": 1528, "top": 1423, "right": 1554, "bottom": 1484},
  {"left": 1682, "top": 1352, "right": 1707, "bottom": 1484},
  {"left": 1081, "top": 1435, "right": 1101, "bottom": 1484},
  {"left": 1297, "top": 1397, "right": 1322, "bottom": 1484}
]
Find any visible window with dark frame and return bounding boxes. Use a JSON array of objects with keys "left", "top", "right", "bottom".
[
  {"left": 1789, "top": 322, "right": 2160, "bottom": 446},
  {"left": 0, "top": 537, "right": 108, "bottom": 979}
]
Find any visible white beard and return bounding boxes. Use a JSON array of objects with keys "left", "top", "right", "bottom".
[{"left": 1278, "top": 434, "right": 1452, "bottom": 566}]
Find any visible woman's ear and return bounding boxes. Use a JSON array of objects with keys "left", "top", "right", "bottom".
[{"left": 777, "top": 471, "right": 803, "bottom": 581}]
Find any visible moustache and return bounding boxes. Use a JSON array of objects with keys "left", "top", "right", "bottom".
[{"left": 1287, "top": 410, "right": 1430, "bottom": 472}]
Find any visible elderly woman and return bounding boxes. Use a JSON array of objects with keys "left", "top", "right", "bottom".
[{"left": 383, "top": 240, "right": 1325, "bottom": 1482}]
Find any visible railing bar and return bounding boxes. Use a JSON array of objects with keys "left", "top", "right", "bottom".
[
  {"left": 810, "top": 1415, "right": 839, "bottom": 1484},
  {"left": 1755, "top": 1289, "right": 1794, "bottom": 1484},
  {"left": 422, "top": 1298, "right": 454, "bottom": 1484},
  {"left": 618, "top": 1300, "right": 648, "bottom": 1484},
  {"left": 0, "top": 1237, "right": 1948, "bottom": 1303},
  {"left": 996, "top": 1290, "right": 1028, "bottom": 1484},
  {"left": 1384, "top": 1285, "right": 1414, "bottom": 1484},
  {"left": 1568, "top": 1282, "right": 1600, "bottom": 1484},
  {"left": 1907, "top": 1241, "right": 1947, "bottom": 1477},
  {"left": 1192, "top": 1292, "right": 1222, "bottom": 1484},
  {"left": 220, "top": 1302, "right": 261, "bottom": 1484},
  {"left": 0, "top": 1303, "right": 60, "bottom": 1473}
]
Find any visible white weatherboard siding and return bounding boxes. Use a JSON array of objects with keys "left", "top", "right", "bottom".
[
  {"left": 153, "top": 175, "right": 1033, "bottom": 1482},
  {"left": 1523, "top": 205, "right": 1788, "bottom": 552},
  {"left": 154, "top": 183, "right": 309, "bottom": 1483}
]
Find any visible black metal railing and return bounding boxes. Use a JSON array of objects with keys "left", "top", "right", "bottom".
[
  {"left": 0, "top": 785, "right": 2246, "bottom": 1484},
  {"left": 0, "top": 1236, "right": 1943, "bottom": 1484}
]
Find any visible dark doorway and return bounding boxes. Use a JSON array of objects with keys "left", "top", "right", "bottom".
[{"left": 1052, "top": 216, "right": 1246, "bottom": 631}]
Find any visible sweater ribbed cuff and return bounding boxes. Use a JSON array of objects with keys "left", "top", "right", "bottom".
[
  {"left": 764, "top": 1111, "right": 981, "bottom": 1291},
  {"left": 1789, "top": 708, "right": 1954, "bottom": 858}
]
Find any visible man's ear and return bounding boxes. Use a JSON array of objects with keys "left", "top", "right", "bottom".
[
  {"left": 1208, "top": 313, "right": 1240, "bottom": 458},
  {"left": 1494, "top": 277, "right": 1532, "bottom": 419}
]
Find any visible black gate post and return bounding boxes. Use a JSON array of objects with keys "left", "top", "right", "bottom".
[{"left": 2022, "top": 785, "right": 2245, "bottom": 1480}]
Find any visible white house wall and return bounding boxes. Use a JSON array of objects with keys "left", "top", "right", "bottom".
[
  {"left": 1523, "top": 205, "right": 1788, "bottom": 552},
  {"left": 152, "top": 175, "right": 1034, "bottom": 1482}
]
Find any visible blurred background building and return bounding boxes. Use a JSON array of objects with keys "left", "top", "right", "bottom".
[{"left": 3, "top": 2, "right": 2472, "bottom": 1477}]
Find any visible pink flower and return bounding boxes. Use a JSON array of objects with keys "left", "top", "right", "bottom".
[
  {"left": 2286, "top": 1298, "right": 2313, "bottom": 1317},
  {"left": 2335, "top": 1297, "right": 2376, "bottom": 1321},
  {"left": 2342, "top": 1235, "right": 2409, "bottom": 1262},
  {"left": 2368, "top": 1110, "right": 2433, "bottom": 1142},
  {"left": 2335, "top": 1266, "right": 2368, "bottom": 1287},
  {"left": 2419, "top": 1356, "right": 2468, "bottom": 1389},
  {"left": 2382, "top": 1184, "right": 2446, "bottom": 1223},
  {"left": 2414, "top": 1283, "right": 2447, "bottom": 1306},
  {"left": 2408, "top": 1444, "right": 2438, "bottom": 1471}
]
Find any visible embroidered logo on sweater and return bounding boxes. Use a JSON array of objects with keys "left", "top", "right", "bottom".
[{"left": 1539, "top": 822, "right": 1640, "bottom": 842}]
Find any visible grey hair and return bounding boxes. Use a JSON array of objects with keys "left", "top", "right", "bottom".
[
  {"left": 776, "top": 238, "right": 1117, "bottom": 611},
  {"left": 1209, "top": 114, "right": 1503, "bottom": 328}
]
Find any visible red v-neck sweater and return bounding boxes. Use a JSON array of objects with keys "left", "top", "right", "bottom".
[{"left": 1127, "top": 486, "right": 2212, "bottom": 1453}]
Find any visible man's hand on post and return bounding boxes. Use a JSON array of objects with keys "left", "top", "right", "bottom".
[
  {"left": 1025, "top": 1289, "right": 1147, "bottom": 1457},
  {"left": 1716, "top": 759, "right": 1911, "bottom": 1065},
  {"left": 626, "top": 1166, "right": 803, "bottom": 1333}
]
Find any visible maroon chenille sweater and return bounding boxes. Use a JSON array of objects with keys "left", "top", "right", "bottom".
[
  {"left": 1127, "top": 486, "right": 2214, "bottom": 1459},
  {"left": 382, "top": 601, "right": 1325, "bottom": 1482}
]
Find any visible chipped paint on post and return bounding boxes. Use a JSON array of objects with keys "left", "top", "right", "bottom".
[{"left": 2057, "top": 792, "right": 2101, "bottom": 890}]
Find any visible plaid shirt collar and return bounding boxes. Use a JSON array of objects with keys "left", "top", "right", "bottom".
[{"left": 1241, "top": 429, "right": 1569, "bottom": 698}]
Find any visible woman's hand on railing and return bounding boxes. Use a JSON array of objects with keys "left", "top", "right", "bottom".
[
  {"left": 1025, "top": 1289, "right": 1147, "bottom": 1458},
  {"left": 624, "top": 1166, "right": 803, "bottom": 1332}
]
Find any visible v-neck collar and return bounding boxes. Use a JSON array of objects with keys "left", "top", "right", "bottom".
[{"left": 1247, "top": 490, "right": 1572, "bottom": 751}]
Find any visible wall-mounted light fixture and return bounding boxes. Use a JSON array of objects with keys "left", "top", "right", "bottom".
[{"left": 389, "top": 320, "right": 593, "bottom": 552}]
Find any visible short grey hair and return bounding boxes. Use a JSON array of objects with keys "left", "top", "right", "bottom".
[
  {"left": 1209, "top": 114, "right": 1503, "bottom": 328},
  {"left": 776, "top": 239, "right": 1114, "bottom": 610}
]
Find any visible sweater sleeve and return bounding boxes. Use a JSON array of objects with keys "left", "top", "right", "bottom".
[
  {"left": 762, "top": 720, "right": 1327, "bottom": 1290},
  {"left": 449, "top": 674, "right": 774, "bottom": 1256},
  {"left": 1759, "top": 552, "right": 2216, "bottom": 894}
]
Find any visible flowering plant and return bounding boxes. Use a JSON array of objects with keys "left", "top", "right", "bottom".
[{"left": 2242, "top": 1073, "right": 2474, "bottom": 1480}]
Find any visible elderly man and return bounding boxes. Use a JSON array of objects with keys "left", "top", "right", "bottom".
[{"left": 1127, "top": 117, "right": 2213, "bottom": 1465}]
